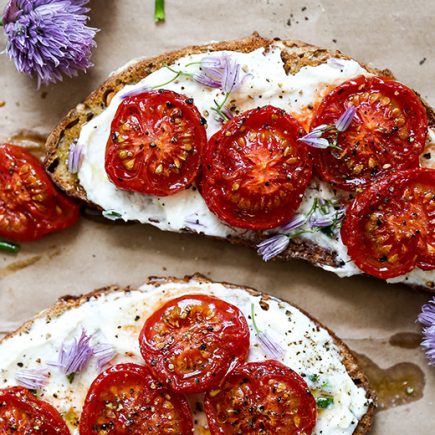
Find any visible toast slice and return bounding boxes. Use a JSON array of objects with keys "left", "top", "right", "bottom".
[
  {"left": 0, "top": 274, "right": 375, "bottom": 434},
  {"left": 43, "top": 33, "right": 435, "bottom": 289}
]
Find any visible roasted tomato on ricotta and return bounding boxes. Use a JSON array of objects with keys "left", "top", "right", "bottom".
[
  {"left": 0, "top": 387, "right": 69, "bottom": 434},
  {"left": 0, "top": 144, "right": 80, "bottom": 242},
  {"left": 79, "top": 363, "right": 193, "bottom": 434},
  {"left": 139, "top": 294, "right": 250, "bottom": 393},
  {"left": 200, "top": 106, "right": 312, "bottom": 230},
  {"left": 311, "top": 76, "right": 428, "bottom": 190},
  {"left": 341, "top": 168, "right": 434, "bottom": 279},
  {"left": 105, "top": 89, "right": 207, "bottom": 196},
  {"left": 204, "top": 360, "right": 317, "bottom": 435}
]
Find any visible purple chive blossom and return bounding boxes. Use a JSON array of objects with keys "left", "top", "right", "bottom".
[
  {"left": 417, "top": 298, "right": 435, "bottom": 365},
  {"left": 67, "top": 140, "right": 85, "bottom": 173},
  {"left": 335, "top": 106, "right": 357, "bottom": 132},
  {"left": 309, "top": 208, "right": 345, "bottom": 228},
  {"left": 278, "top": 214, "right": 307, "bottom": 233},
  {"left": 222, "top": 57, "right": 242, "bottom": 93},
  {"left": 257, "top": 331, "right": 285, "bottom": 359},
  {"left": 257, "top": 234, "right": 289, "bottom": 262},
  {"left": 193, "top": 56, "right": 226, "bottom": 88},
  {"left": 298, "top": 125, "right": 331, "bottom": 149},
  {"left": 299, "top": 106, "right": 356, "bottom": 149},
  {"left": 93, "top": 343, "right": 116, "bottom": 372},
  {"left": 16, "top": 368, "right": 49, "bottom": 390},
  {"left": 327, "top": 58, "right": 345, "bottom": 69},
  {"left": 251, "top": 304, "right": 285, "bottom": 360},
  {"left": 122, "top": 85, "right": 151, "bottom": 100},
  {"left": 194, "top": 54, "right": 248, "bottom": 93},
  {"left": 49, "top": 329, "right": 94, "bottom": 376},
  {"left": 2, "top": 0, "right": 99, "bottom": 86}
]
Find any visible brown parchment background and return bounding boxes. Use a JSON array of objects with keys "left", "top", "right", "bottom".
[{"left": 0, "top": 1, "right": 434, "bottom": 433}]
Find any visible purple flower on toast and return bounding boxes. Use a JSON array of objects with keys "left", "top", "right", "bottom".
[
  {"left": 2, "top": 0, "right": 98, "bottom": 86},
  {"left": 335, "top": 106, "right": 357, "bottom": 132},
  {"left": 93, "top": 342, "right": 116, "bottom": 372},
  {"left": 194, "top": 54, "right": 249, "bottom": 93},
  {"left": 16, "top": 368, "right": 49, "bottom": 390},
  {"left": 299, "top": 106, "right": 356, "bottom": 149},
  {"left": 251, "top": 303, "right": 285, "bottom": 359},
  {"left": 257, "top": 234, "right": 289, "bottom": 262},
  {"left": 298, "top": 125, "right": 331, "bottom": 149},
  {"left": 49, "top": 329, "right": 94, "bottom": 376}
]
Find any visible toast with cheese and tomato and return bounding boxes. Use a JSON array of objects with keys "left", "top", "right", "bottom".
[
  {"left": 44, "top": 33, "right": 435, "bottom": 290},
  {"left": 0, "top": 274, "right": 374, "bottom": 434}
]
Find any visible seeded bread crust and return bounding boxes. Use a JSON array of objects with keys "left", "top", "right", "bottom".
[
  {"left": 0, "top": 273, "right": 375, "bottom": 434},
  {"left": 43, "top": 32, "right": 435, "bottom": 285}
]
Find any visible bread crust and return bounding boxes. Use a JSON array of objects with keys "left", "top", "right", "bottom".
[
  {"left": 0, "top": 273, "right": 375, "bottom": 434},
  {"left": 43, "top": 33, "right": 435, "bottom": 288}
]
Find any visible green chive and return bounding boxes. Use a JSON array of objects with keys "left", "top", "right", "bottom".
[
  {"left": 308, "top": 374, "right": 320, "bottom": 383},
  {"left": 102, "top": 210, "right": 122, "bottom": 219},
  {"left": 154, "top": 0, "right": 165, "bottom": 23},
  {"left": 0, "top": 241, "right": 20, "bottom": 254},
  {"left": 67, "top": 373, "right": 75, "bottom": 384},
  {"left": 250, "top": 303, "right": 261, "bottom": 334},
  {"left": 316, "top": 397, "right": 334, "bottom": 409}
]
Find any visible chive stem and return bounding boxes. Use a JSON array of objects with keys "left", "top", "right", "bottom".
[
  {"left": 250, "top": 303, "right": 261, "bottom": 334},
  {"left": 154, "top": 0, "right": 165, "bottom": 23},
  {"left": 0, "top": 241, "right": 20, "bottom": 253}
]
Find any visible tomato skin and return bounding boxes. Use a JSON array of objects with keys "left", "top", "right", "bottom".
[
  {"left": 79, "top": 363, "right": 193, "bottom": 435},
  {"left": 139, "top": 294, "right": 250, "bottom": 394},
  {"left": 0, "top": 144, "right": 80, "bottom": 242},
  {"left": 200, "top": 105, "right": 312, "bottom": 230},
  {"left": 341, "top": 168, "right": 435, "bottom": 279},
  {"left": 0, "top": 386, "right": 70, "bottom": 434},
  {"left": 105, "top": 89, "right": 207, "bottom": 197},
  {"left": 311, "top": 76, "right": 428, "bottom": 191},
  {"left": 204, "top": 360, "right": 317, "bottom": 435}
]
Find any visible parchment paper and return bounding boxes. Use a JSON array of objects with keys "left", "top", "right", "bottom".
[{"left": 0, "top": 1, "right": 434, "bottom": 433}]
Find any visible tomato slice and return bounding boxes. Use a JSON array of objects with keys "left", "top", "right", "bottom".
[
  {"left": 311, "top": 76, "right": 428, "bottom": 190},
  {"left": 0, "top": 144, "right": 80, "bottom": 242},
  {"left": 105, "top": 89, "right": 207, "bottom": 196},
  {"left": 341, "top": 168, "right": 434, "bottom": 279},
  {"left": 0, "top": 386, "right": 69, "bottom": 434},
  {"left": 204, "top": 360, "right": 317, "bottom": 435},
  {"left": 139, "top": 294, "right": 250, "bottom": 393},
  {"left": 79, "top": 363, "right": 193, "bottom": 434},
  {"left": 200, "top": 106, "right": 312, "bottom": 230}
]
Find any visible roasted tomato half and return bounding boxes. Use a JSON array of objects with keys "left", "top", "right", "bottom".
[
  {"left": 0, "top": 144, "right": 80, "bottom": 242},
  {"left": 139, "top": 294, "right": 250, "bottom": 393},
  {"left": 341, "top": 168, "right": 434, "bottom": 279},
  {"left": 204, "top": 360, "right": 317, "bottom": 435},
  {"left": 105, "top": 89, "right": 207, "bottom": 196},
  {"left": 0, "top": 386, "right": 69, "bottom": 434},
  {"left": 200, "top": 105, "right": 312, "bottom": 230},
  {"left": 79, "top": 363, "right": 193, "bottom": 434},
  {"left": 311, "top": 76, "right": 428, "bottom": 190}
]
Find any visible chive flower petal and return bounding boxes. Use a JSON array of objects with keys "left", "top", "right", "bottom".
[
  {"left": 335, "top": 106, "right": 356, "bottom": 132},
  {"left": 256, "top": 234, "right": 289, "bottom": 262},
  {"left": 193, "top": 54, "right": 249, "bottom": 93},
  {"left": 16, "top": 368, "right": 49, "bottom": 390},
  {"left": 49, "top": 329, "right": 94, "bottom": 376},
  {"left": 93, "top": 342, "right": 116, "bottom": 372}
]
